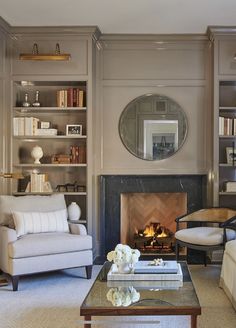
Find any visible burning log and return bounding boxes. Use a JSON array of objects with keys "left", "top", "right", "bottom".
[{"left": 133, "top": 222, "right": 175, "bottom": 254}]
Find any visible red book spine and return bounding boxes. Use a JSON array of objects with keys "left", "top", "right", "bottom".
[
  {"left": 73, "top": 88, "right": 77, "bottom": 107},
  {"left": 67, "top": 88, "right": 73, "bottom": 107}
]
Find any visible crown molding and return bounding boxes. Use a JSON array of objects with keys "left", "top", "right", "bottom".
[
  {"left": 207, "top": 26, "right": 236, "bottom": 40},
  {"left": 0, "top": 16, "right": 11, "bottom": 34},
  {"left": 100, "top": 33, "right": 208, "bottom": 42}
]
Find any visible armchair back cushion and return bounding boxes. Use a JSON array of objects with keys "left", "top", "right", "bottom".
[
  {"left": 12, "top": 209, "right": 69, "bottom": 237},
  {"left": 0, "top": 194, "right": 66, "bottom": 228}
]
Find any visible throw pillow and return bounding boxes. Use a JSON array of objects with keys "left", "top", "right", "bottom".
[{"left": 12, "top": 209, "right": 69, "bottom": 237}]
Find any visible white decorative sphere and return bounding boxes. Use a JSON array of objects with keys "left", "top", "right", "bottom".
[
  {"left": 67, "top": 202, "right": 81, "bottom": 221},
  {"left": 31, "top": 146, "right": 43, "bottom": 164}
]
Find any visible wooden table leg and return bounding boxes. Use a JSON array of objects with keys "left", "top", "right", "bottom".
[
  {"left": 191, "top": 315, "right": 197, "bottom": 328},
  {"left": 84, "top": 315, "right": 91, "bottom": 328}
]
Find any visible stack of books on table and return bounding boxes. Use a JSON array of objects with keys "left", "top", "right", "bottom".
[{"left": 107, "top": 260, "right": 183, "bottom": 282}]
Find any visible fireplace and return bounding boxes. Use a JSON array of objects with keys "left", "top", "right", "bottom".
[
  {"left": 120, "top": 192, "right": 187, "bottom": 255},
  {"left": 100, "top": 175, "right": 207, "bottom": 263}
]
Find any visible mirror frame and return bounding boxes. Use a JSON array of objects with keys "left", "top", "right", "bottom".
[{"left": 119, "top": 94, "right": 188, "bottom": 161}]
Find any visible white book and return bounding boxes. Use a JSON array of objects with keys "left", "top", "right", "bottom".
[
  {"left": 18, "top": 117, "right": 25, "bottom": 136},
  {"left": 24, "top": 117, "right": 32, "bottom": 136},
  {"left": 233, "top": 118, "right": 236, "bottom": 135},
  {"left": 13, "top": 117, "right": 19, "bottom": 136}
]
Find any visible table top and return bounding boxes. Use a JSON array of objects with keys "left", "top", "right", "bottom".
[
  {"left": 80, "top": 261, "right": 201, "bottom": 317},
  {"left": 178, "top": 208, "right": 236, "bottom": 223}
]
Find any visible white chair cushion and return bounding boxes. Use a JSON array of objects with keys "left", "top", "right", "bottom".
[
  {"left": 8, "top": 232, "right": 92, "bottom": 258},
  {"left": 175, "top": 227, "right": 236, "bottom": 246},
  {"left": 0, "top": 194, "right": 66, "bottom": 228},
  {"left": 225, "top": 240, "right": 236, "bottom": 262},
  {"left": 12, "top": 209, "right": 69, "bottom": 237}
]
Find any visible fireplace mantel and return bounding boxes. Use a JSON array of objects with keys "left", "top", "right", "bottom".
[{"left": 100, "top": 174, "right": 207, "bottom": 262}]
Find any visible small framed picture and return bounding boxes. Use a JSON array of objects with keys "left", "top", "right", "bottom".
[
  {"left": 226, "top": 147, "right": 236, "bottom": 164},
  {"left": 66, "top": 124, "right": 82, "bottom": 136}
]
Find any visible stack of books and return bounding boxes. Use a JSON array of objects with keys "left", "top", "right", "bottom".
[
  {"left": 219, "top": 116, "right": 236, "bottom": 135},
  {"left": 13, "top": 117, "right": 57, "bottom": 136},
  {"left": 70, "top": 145, "right": 86, "bottom": 163},
  {"left": 56, "top": 88, "right": 85, "bottom": 108},
  {"left": 25, "top": 172, "right": 52, "bottom": 193},
  {"left": 51, "top": 154, "right": 71, "bottom": 164}
]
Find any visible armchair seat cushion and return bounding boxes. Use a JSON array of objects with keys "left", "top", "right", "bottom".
[
  {"left": 225, "top": 240, "right": 236, "bottom": 263},
  {"left": 8, "top": 232, "right": 92, "bottom": 259},
  {"left": 175, "top": 227, "right": 236, "bottom": 246}
]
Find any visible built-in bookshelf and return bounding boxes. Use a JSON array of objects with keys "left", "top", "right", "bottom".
[
  {"left": 218, "top": 81, "right": 236, "bottom": 206},
  {"left": 11, "top": 80, "right": 88, "bottom": 222}
]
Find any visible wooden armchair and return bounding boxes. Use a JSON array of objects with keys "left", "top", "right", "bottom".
[{"left": 175, "top": 208, "right": 236, "bottom": 265}]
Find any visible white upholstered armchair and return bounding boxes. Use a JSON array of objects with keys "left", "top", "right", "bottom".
[{"left": 0, "top": 194, "right": 93, "bottom": 291}]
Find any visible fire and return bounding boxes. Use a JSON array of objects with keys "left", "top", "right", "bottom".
[{"left": 141, "top": 222, "right": 169, "bottom": 238}]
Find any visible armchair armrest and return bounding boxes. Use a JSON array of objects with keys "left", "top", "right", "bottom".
[
  {"left": 69, "top": 222, "right": 87, "bottom": 236},
  {"left": 0, "top": 226, "right": 17, "bottom": 273}
]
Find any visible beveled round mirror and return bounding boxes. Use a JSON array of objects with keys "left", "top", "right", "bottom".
[{"left": 119, "top": 94, "right": 188, "bottom": 161}]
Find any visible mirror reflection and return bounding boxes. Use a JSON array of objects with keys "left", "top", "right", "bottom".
[{"left": 119, "top": 94, "right": 188, "bottom": 161}]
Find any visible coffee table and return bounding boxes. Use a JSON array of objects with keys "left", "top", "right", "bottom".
[{"left": 80, "top": 261, "right": 201, "bottom": 328}]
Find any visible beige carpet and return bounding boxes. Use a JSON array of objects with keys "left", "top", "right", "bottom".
[{"left": 0, "top": 265, "right": 235, "bottom": 328}]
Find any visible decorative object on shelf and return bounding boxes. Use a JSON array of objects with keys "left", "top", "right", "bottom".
[
  {"left": 56, "top": 181, "right": 85, "bottom": 192},
  {"left": 67, "top": 202, "right": 81, "bottom": 221},
  {"left": 226, "top": 147, "right": 236, "bottom": 164},
  {"left": 106, "top": 286, "right": 140, "bottom": 307},
  {"left": 19, "top": 43, "right": 71, "bottom": 61},
  {"left": 107, "top": 244, "right": 140, "bottom": 274},
  {"left": 66, "top": 124, "right": 82, "bottom": 136},
  {"left": 31, "top": 145, "right": 43, "bottom": 164},
  {"left": 32, "top": 90, "right": 41, "bottom": 107},
  {"left": 22, "top": 93, "right": 31, "bottom": 107}
]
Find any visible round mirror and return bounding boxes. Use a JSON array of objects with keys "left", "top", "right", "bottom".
[{"left": 119, "top": 94, "right": 188, "bottom": 161}]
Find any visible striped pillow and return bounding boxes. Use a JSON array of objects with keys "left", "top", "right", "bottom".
[{"left": 12, "top": 209, "right": 69, "bottom": 237}]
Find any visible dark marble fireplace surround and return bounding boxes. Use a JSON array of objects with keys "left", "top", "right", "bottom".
[{"left": 100, "top": 175, "right": 207, "bottom": 263}]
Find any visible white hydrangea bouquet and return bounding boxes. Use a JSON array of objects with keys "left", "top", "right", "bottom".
[
  {"left": 107, "top": 244, "right": 140, "bottom": 274},
  {"left": 106, "top": 286, "right": 140, "bottom": 307}
]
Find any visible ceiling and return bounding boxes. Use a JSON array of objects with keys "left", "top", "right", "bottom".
[{"left": 0, "top": 0, "right": 236, "bottom": 34}]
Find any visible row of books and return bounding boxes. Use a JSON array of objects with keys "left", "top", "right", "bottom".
[
  {"left": 219, "top": 117, "right": 236, "bottom": 136},
  {"left": 51, "top": 146, "right": 86, "bottom": 164},
  {"left": 26, "top": 172, "right": 53, "bottom": 193},
  {"left": 56, "top": 88, "right": 85, "bottom": 108},
  {"left": 13, "top": 117, "right": 57, "bottom": 136},
  {"left": 70, "top": 145, "right": 86, "bottom": 163}
]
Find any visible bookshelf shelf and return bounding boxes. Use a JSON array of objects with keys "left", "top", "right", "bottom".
[
  {"left": 13, "top": 107, "right": 86, "bottom": 113},
  {"left": 13, "top": 192, "right": 87, "bottom": 196},
  {"left": 13, "top": 135, "right": 87, "bottom": 139},
  {"left": 219, "top": 106, "right": 236, "bottom": 111},
  {"left": 219, "top": 135, "right": 236, "bottom": 139},
  {"left": 219, "top": 192, "right": 236, "bottom": 196},
  {"left": 13, "top": 163, "right": 87, "bottom": 167},
  {"left": 219, "top": 163, "right": 236, "bottom": 167}
]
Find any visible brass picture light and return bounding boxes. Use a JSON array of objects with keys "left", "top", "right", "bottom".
[{"left": 19, "top": 43, "right": 71, "bottom": 61}]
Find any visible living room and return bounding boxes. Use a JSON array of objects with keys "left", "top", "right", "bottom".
[{"left": 0, "top": 1, "right": 236, "bottom": 327}]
